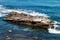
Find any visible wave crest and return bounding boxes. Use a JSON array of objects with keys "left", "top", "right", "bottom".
[{"left": 0, "top": 5, "right": 49, "bottom": 18}]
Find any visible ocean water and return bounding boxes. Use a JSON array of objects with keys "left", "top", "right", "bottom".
[{"left": 0, "top": 0, "right": 60, "bottom": 40}]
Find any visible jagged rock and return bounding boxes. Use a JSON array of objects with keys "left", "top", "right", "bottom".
[{"left": 4, "top": 12, "right": 52, "bottom": 29}]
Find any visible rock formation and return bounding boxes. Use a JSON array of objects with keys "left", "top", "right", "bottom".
[{"left": 4, "top": 12, "right": 52, "bottom": 29}]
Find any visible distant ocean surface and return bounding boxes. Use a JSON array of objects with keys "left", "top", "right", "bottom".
[{"left": 0, "top": 0, "right": 60, "bottom": 40}]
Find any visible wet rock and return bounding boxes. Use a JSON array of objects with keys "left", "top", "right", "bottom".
[
  {"left": 6, "top": 37, "right": 12, "bottom": 40},
  {"left": 8, "top": 30, "right": 12, "bottom": 33},
  {"left": 32, "top": 36, "right": 38, "bottom": 40},
  {"left": 4, "top": 12, "right": 53, "bottom": 29}
]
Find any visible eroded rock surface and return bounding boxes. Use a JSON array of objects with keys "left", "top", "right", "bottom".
[{"left": 4, "top": 12, "right": 52, "bottom": 29}]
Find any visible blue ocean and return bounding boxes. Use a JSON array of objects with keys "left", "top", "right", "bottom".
[{"left": 0, "top": 0, "right": 60, "bottom": 40}]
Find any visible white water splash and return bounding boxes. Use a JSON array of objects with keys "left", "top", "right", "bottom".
[
  {"left": 48, "top": 21, "right": 60, "bottom": 34},
  {"left": 0, "top": 5, "right": 49, "bottom": 18}
]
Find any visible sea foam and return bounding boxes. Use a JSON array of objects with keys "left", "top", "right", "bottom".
[
  {"left": 0, "top": 5, "right": 49, "bottom": 18},
  {"left": 48, "top": 21, "right": 60, "bottom": 34}
]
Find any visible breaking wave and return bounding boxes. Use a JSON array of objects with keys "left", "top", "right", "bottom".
[
  {"left": 0, "top": 5, "right": 49, "bottom": 18},
  {"left": 48, "top": 21, "right": 60, "bottom": 34}
]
